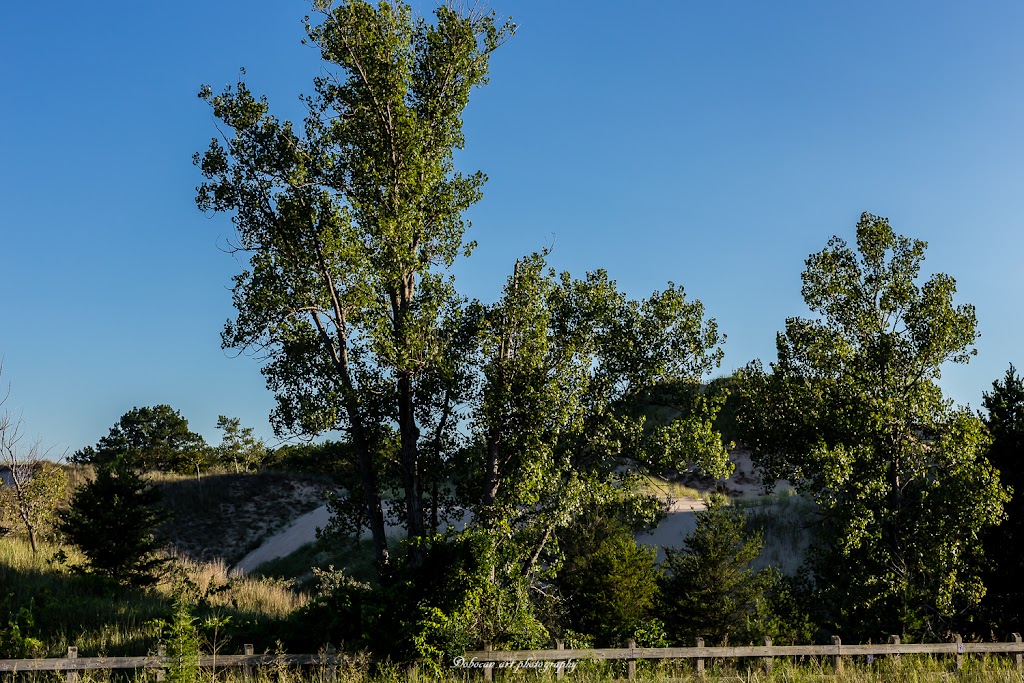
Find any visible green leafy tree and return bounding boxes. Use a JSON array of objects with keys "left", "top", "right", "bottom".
[
  {"left": 977, "top": 364, "right": 1024, "bottom": 630},
  {"left": 417, "top": 253, "right": 728, "bottom": 652},
  {"left": 294, "top": 532, "right": 546, "bottom": 667},
  {"left": 659, "top": 495, "right": 775, "bottom": 645},
  {"left": 739, "top": 213, "right": 1007, "bottom": 638},
  {"left": 214, "top": 416, "right": 267, "bottom": 473},
  {"left": 196, "top": 0, "right": 513, "bottom": 575},
  {"left": 555, "top": 507, "right": 661, "bottom": 645},
  {"left": 0, "top": 458, "right": 67, "bottom": 554},
  {"left": 59, "top": 456, "right": 169, "bottom": 586},
  {"left": 463, "top": 253, "right": 729, "bottom": 580},
  {"left": 72, "top": 405, "right": 208, "bottom": 475}
]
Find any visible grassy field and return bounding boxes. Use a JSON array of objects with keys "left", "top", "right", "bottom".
[{"left": 0, "top": 537, "right": 308, "bottom": 658}]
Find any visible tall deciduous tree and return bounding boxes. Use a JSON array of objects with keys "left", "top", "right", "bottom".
[
  {"left": 739, "top": 213, "right": 1006, "bottom": 638},
  {"left": 196, "top": 1, "right": 513, "bottom": 574},
  {"left": 464, "top": 253, "right": 730, "bottom": 580}
]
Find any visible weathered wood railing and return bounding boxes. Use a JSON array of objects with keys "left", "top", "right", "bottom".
[
  {"left": 4, "top": 635, "right": 1023, "bottom": 681},
  {"left": 0, "top": 645, "right": 346, "bottom": 682},
  {"left": 462, "top": 633, "right": 1024, "bottom": 680}
]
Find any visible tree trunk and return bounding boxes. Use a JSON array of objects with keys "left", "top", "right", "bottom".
[
  {"left": 398, "top": 370, "right": 426, "bottom": 568},
  {"left": 351, "top": 422, "right": 390, "bottom": 574}
]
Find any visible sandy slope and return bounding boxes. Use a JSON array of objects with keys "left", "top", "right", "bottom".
[
  {"left": 233, "top": 449, "right": 789, "bottom": 574},
  {"left": 233, "top": 500, "right": 472, "bottom": 574},
  {"left": 233, "top": 504, "right": 333, "bottom": 574}
]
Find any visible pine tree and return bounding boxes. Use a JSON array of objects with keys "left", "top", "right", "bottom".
[
  {"left": 60, "top": 456, "right": 168, "bottom": 585},
  {"left": 659, "top": 495, "right": 772, "bottom": 645}
]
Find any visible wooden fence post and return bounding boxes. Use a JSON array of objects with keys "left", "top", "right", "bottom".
[
  {"left": 156, "top": 643, "right": 166, "bottom": 682},
  {"left": 954, "top": 634, "right": 963, "bottom": 672},
  {"left": 1012, "top": 633, "right": 1022, "bottom": 671},
  {"left": 483, "top": 642, "right": 492, "bottom": 683},
  {"left": 243, "top": 644, "right": 254, "bottom": 683},
  {"left": 66, "top": 647, "right": 79, "bottom": 683},
  {"left": 555, "top": 639, "right": 565, "bottom": 680},
  {"left": 695, "top": 637, "right": 705, "bottom": 678},
  {"left": 831, "top": 635, "right": 843, "bottom": 673},
  {"left": 627, "top": 639, "right": 637, "bottom": 681},
  {"left": 889, "top": 635, "right": 901, "bottom": 666},
  {"left": 763, "top": 637, "right": 773, "bottom": 673},
  {"left": 324, "top": 644, "right": 337, "bottom": 683}
]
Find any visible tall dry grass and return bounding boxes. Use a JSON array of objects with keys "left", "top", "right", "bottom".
[{"left": 0, "top": 537, "right": 308, "bottom": 658}]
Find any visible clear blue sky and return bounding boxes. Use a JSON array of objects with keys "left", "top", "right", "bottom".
[{"left": 3, "top": 1, "right": 1023, "bottom": 454}]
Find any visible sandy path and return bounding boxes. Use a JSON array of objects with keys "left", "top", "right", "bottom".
[{"left": 233, "top": 501, "right": 472, "bottom": 574}]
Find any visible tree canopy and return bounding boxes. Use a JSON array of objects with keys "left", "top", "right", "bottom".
[
  {"left": 462, "top": 252, "right": 728, "bottom": 580},
  {"left": 196, "top": 0, "right": 729, "bottom": 599},
  {"left": 739, "top": 213, "right": 1006, "bottom": 638},
  {"left": 72, "top": 405, "right": 208, "bottom": 475},
  {"left": 197, "top": 0, "right": 513, "bottom": 574}
]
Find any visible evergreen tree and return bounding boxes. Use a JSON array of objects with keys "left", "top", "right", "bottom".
[
  {"left": 60, "top": 456, "right": 168, "bottom": 586},
  {"left": 556, "top": 507, "right": 661, "bottom": 645},
  {"left": 659, "top": 495, "right": 774, "bottom": 645}
]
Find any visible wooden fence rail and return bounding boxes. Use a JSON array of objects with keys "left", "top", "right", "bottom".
[
  {"left": 463, "top": 633, "right": 1024, "bottom": 680},
  {"left": 3, "top": 635, "right": 1023, "bottom": 682},
  {"left": 0, "top": 646, "right": 348, "bottom": 682}
]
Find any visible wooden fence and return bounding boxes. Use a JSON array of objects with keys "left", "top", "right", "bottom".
[
  {"left": 2, "top": 635, "right": 1023, "bottom": 681},
  {"left": 0, "top": 645, "right": 347, "bottom": 682},
  {"left": 463, "top": 634, "right": 1024, "bottom": 680}
]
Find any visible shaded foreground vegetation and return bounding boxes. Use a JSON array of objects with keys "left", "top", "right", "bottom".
[
  {"left": 4, "top": 654, "right": 1024, "bottom": 683},
  {"left": 0, "top": 537, "right": 305, "bottom": 658}
]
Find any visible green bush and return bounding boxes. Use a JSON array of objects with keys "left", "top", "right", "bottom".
[{"left": 0, "top": 598, "right": 44, "bottom": 658}]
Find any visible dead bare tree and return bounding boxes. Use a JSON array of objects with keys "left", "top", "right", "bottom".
[{"left": 0, "top": 368, "right": 67, "bottom": 553}]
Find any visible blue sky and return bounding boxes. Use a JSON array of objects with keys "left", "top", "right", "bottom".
[{"left": 3, "top": 1, "right": 1023, "bottom": 454}]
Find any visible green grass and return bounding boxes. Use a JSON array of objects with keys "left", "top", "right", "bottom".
[
  {"left": 639, "top": 474, "right": 705, "bottom": 502},
  {"left": 0, "top": 537, "right": 309, "bottom": 658}
]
